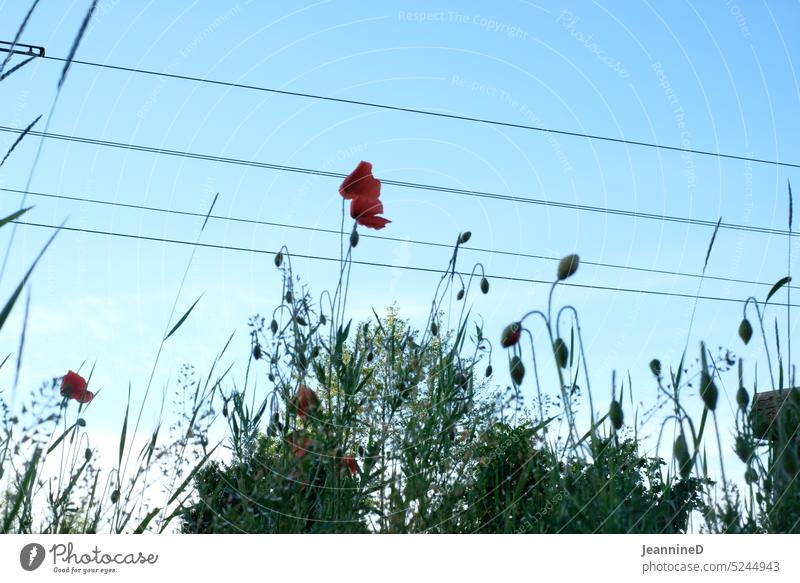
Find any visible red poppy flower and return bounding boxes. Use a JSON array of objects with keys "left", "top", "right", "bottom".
[
  {"left": 341, "top": 455, "right": 358, "bottom": 476},
  {"left": 287, "top": 432, "right": 312, "bottom": 457},
  {"left": 339, "top": 160, "right": 381, "bottom": 200},
  {"left": 289, "top": 384, "right": 319, "bottom": 419},
  {"left": 60, "top": 371, "right": 94, "bottom": 403},
  {"left": 350, "top": 195, "right": 391, "bottom": 230}
]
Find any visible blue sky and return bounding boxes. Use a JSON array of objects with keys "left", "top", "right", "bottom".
[{"left": 0, "top": 0, "right": 799, "bottom": 472}]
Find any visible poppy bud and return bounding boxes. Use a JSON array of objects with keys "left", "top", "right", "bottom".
[
  {"left": 367, "top": 351, "right": 374, "bottom": 362},
  {"left": 736, "top": 386, "right": 750, "bottom": 410},
  {"left": 270, "top": 319, "right": 278, "bottom": 334},
  {"left": 253, "top": 343, "right": 262, "bottom": 360},
  {"left": 735, "top": 435, "right": 753, "bottom": 463},
  {"left": 557, "top": 254, "right": 579, "bottom": 280},
  {"left": 510, "top": 356, "right": 525, "bottom": 385},
  {"left": 485, "top": 365, "right": 493, "bottom": 377},
  {"left": 311, "top": 345, "right": 320, "bottom": 358},
  {"left": 111, "top": 490, "right": 120, "bottom": 504},
  {"left": 459, "top": 231, "right": 472, "bottom": 244},
  {"left": 285, "top": 291, "right": 293, "bottom": 303},
  {"left": 454, "top": 372, "right": 468, "bottom": 391},
  {"left": 350, "top": 229, "right": 359, "bottom": 248},
  {"left": 274, "top": 251, "right": 283, "bottom": 267},
  {"left": 700, "top": 371, "right": 718, "bottom": 411},
  {"left": 295, "top": 315, "right": 307, "bottom": 326},
  {"left": 673, "top": 432, "right": 692, "bottom": 479},
  {"left": 431, "top": 322, "right": 439, "bottom": 337},
  {"left": 744, "top": 467, "right": 758, "bottom": 484},
  {"left": 268, "top": 373, "right": 275, "bottom": 382},
  {"left": 738, "top": 318, "right": 753, "bottom": 344},
  {"left": 480, "top": 277, "right": 489, "bottom": 294},
  {"left": 358, "top": 445, "right": 365, "bottom": 457},
  {"left": 77, "top": 418, "right": 86, "bottom": 427},
  {"left": 320, "top": 314, "right": 327, "bottom": 325},
  {"left": 85, "top": 448, "right": 92, "bottom": 461},
  {"left": 500, "top": 322, "right": 522, "bottom": 348},
  {"left": 609, "top": 400, "right": 624, "bottom": 430},
  {"left": 553, "top": 338, "right": 569, "bottom": 368},
  {"left": 457, "top": 288, "right": 465, "bottom": 301},
  {"left": 649, "top": 359, "right": 661, "bottom": 377}
]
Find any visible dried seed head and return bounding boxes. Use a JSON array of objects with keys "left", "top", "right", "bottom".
[
  {"left": 738, "top": 318, "right": 753, "bottom": 344},
  {"left": 480, "top": 277, "right": 489, "bottom": 294},
  {"left": 510, "top": 356, "right": 525, "bottom": 385},
  {"left": 609, "top": 400, "right": 624, "bottom": 430},
  {"left": 459, "top": 231, "right": 472, "bottom": 244},
  {"left": 557, "top": 254, "right": 580, "bottom": 280},
  {"left": 350, "top": 229, "right": 360, "bottom": 248}
]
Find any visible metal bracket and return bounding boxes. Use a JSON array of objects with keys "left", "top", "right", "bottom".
[{"left": 0, "top": 41, "right": 46, "bottom": 58}]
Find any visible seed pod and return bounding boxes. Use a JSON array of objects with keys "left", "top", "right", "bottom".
[
  {"left": 609, "top": 400, "right": 624, "bottom": 430},
  {"left": 456, "top": 288, "right": 465, "bottom": 301},
  {"left": 253, "top": 343, "right": 263, "bottom": 360},
  {"left": 77, "top": 418, "right": 86, "bottom": 427},
  {"left": 459, "top": 231, "right": 472, "bottom": 244},
  {"left": 480, "top": 277, "right": 489, "bottom": 294},
  {"left": 557, "top": 254, "right": 579, "bottom": 280},
  {"left": 649, "top": 359, "right": 662, "bottom": 377},
  {"left": 110, "top": 490, "right": 120, "bottom": 504},
  {"left": 295, "top": 315, "right": 307, "bottom": 326},
  {"left": 553, "top": 338, "right": 569, "bottom": 369},
  {"left": 285, "top": 291, "right": 293, "bottom": 303},
  {"left": 485, "top": 365, "right": 493, "bottom": 377},
  {"left": 500, "top": 322, "right": 522, "bottom": 348},
  {"left": 673, "top": 432, "right": 692, "bottom": 479},
  {"left": 274, "top": 251, "right": 283, "bottom": 267},
  {"left": 320, "top": 314, "right": 327, "bottom": 325},
  {"left": 431, "top": 321, "right": 439, "bottom": 337},
  {"left": 510, "top": 356, "right": 525, "bottom": 385},
  {"left": 736, "top": 386, "right": 750, "bottom": 410},
  {"left": 700, "top": 371, "right": 718, "bottom": 411},
  {"left": 85, "top": 448, "right": 92, "bottom": 461},
  {"left": 268, "top": 373, "right": 275, "bottom": 382},
  {"left": 270, "top": 319, "right": 279, "bottom": 334},
  {"left": 350, "top": 229, "right": 360, "bottom": 248},
  {"left": 738, "top": 318, "right": 753, "bottom": 344}
]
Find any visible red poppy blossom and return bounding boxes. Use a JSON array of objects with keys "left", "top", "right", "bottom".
[
  {"left": 339, "top": 160, "right": 381, "bottom": 200},
  {"left": 341, "top": 455, "right": 358, "bottom": 476},
  {"left": 340, "top": 161, "right": 391, "bottom": 230},
  {"left": 60, "top": 371, "right": 94, "bottom": 403},
  {"left": 289, "top": 384, "right": 319, "bottom": 419},
  {"left": 287, "top": 432, "right": 312, "bottom": 458}
]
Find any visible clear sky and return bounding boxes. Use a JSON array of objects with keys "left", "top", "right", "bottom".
[{"left": 0, "top": 0, "right": 799, "bottom": 476}]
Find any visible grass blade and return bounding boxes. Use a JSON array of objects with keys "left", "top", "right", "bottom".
[
  {"left": 0, "top": 115, "right": 42, "bottom": 168},
  {"left": 0, "top": 0, "right": 42, "bottom": 76},
  {"left": 164, "top": 294, "right": 203, "bottom": 341},
  {"left": 766, "top": 276, "right": 791, "bottom": 305},
  {"left": 58, "top": 0, "right": 98, "bottom": 89}
]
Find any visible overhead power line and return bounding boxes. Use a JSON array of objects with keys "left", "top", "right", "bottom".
[
  {"left": 36, "top": 55, "right": 800, "bottom": 170},
  {"left": 0, "top": 185, "right": 794, "bottom": 292},
  {"left": 0, "top": 125, "right": 796, "bottom": 240},
  {"left": 9, "top": 218, "right": 796, "bottom": 308}
]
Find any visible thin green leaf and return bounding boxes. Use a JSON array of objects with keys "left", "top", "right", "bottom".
[
  {"left": 0, "top": 207, "right": 32, "bottom": 229},
  {"left": 164, "top": 294, "right": 202, "bottom": 341},
  {"left": 702, "top": 217, "right": 722, "bottom": 274},
  {"left": 766, "top": 276, "right": 792, "bottom": 305},
  {"left": 132, "top": 507, "right": 161, "bottom": 534},
  {"left": 0, "top": 115, "right": 40, "bottom": 168},
  {"left": 58, "top": 0, "right": 98, "bottom": 89},
  {"left": 119, "top": 384, "right": 130, "bottom": 466}
]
